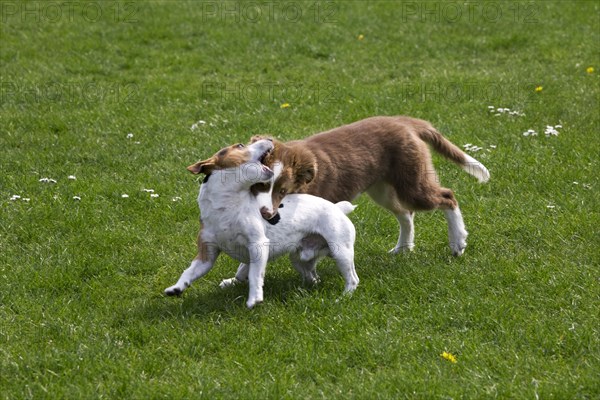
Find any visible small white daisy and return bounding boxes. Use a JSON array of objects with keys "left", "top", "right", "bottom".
[
  {"left": 68, "top": 175, "right": 77, "bottom": 180},
  {"left": 190, "top": 120, "right": 207, "bottom": 131},
  {"left": 142, "top": 189, "right": 155, "bottom": 193},
  {"left": 544, "top": 126, "right": 560, "bottom": 137},
  {"left": 150, "top": 193, "right": 159, "bottom": 198},
  {"left": 73, "top": 196, "right": 81, "bottom": 201},
  {"left": 127, "top": 133, "right": 134, "bottom": 139},
  {"left": 121, "top": 194, "right": 129, "bottom": 198},
  {"left": 172, "top": 196, "right": 182, "bottom": 202}
]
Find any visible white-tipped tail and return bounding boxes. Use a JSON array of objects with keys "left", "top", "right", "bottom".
[
  {"left": 335, "top": 201, "right": 357, "bottom": 215},
  {"left": 462, "top": 154, "right": 490, "bottom": 183}
]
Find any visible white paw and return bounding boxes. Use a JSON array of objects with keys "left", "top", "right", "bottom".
[
  {"left": 304, "top": 273, "right": 320, "bottom": 286},
  {"left": 246, "top": 296, "right": 263, "bottom": 309},
  {"left": 344, "top": 281, "right": 359, "bottom": 294},
  {"left": 450, "top": 240, "right": 467, "bottom": 257},
  {"left": 219, "top": 277, "right": 240, "bottom": 289},
  {"left": 164, "top": 284, "right": 185, "bottom": 296},
  {"left": 336, "top": 290, "right": 355, "bottom": 303},
  {"left": 388, "top": 244, "right": 414, "bottom": 254}
]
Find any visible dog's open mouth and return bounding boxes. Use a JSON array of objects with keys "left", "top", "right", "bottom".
[
  {"left": 260, "top": 163, "right": 272, "bottom": 174},
  {"left": 259, "top": 147, "right": 272, "bottom": 165}
]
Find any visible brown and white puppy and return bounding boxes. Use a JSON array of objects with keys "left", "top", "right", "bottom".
[{"left": 252, "top": 116, "right": 490, "bottom": 256}]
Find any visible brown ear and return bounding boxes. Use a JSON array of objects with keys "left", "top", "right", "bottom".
[
  {"left": 187, "top": 159, "right": 214, "bottom": 175},
  {"left": 295, "top": 163, "right": 316, "bottom": 185},
  {"left": 291, "top": 149, "right": 317, "bottom": 186}
]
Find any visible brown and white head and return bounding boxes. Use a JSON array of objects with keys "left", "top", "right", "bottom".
[{"left": 187, "top": 139, "right": 275, "bottom": 187}]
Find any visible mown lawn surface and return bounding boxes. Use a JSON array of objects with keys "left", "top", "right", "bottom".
[{"left": 1, "top": 1, "right": 598, "bottom": 398}]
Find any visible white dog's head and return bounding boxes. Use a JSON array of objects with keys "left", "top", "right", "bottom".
[{"left": 187, "top": 139, "right": 274, "bottom": 188}]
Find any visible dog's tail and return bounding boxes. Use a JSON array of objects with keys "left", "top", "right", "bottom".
[
  {"left": 417, "top": 127, "right": 490, "bottom": 183},
  {"left": 335, "top": 201, "right": 357, "bottom": 215}
]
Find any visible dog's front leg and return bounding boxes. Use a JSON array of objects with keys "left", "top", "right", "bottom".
[
  {"left": 165, "top": 228, "right": 220, "bottom": 296},
  {"left": 219, "top": 263, "right": 249, "bottom": 289},
  {"left": 164, "top": 254, "right": 219, "bottom": 296},
  {"left": 246, "top": 239, "right": 270, "bottom": 308}
]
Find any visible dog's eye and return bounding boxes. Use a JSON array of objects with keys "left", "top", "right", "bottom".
[
  {"left": 236, "top": 143, "right": 245, "bottom": 148},
  {"left": 279, "top": 189, "right": 287, "bottom": 195}
]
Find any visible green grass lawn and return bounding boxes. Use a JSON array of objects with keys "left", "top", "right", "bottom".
[{"left": 1, "top": 1, "right": 599, "bottom": 398}]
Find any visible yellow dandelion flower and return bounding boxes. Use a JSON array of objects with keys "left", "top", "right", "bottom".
[
  {"left": 280, "top": 103, "right": 290, "bottom": 109},
  {"left": 441, "top": 351, "right": 457, "bottom": 363},
  {"left": 586, "top": 66, "right": 594, "bottom": 74},
  {"left": 535, "top": 86, "right": 543, "bottom": 92},
  {"left": 357, "top": 34, "right": 364, "bottom": 41}
]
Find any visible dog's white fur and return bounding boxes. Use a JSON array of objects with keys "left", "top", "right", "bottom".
[{"left": 164, "top": 140, "right": 359, "bottom": 308}]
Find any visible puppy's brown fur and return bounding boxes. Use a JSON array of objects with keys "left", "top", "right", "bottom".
[
  {"left": 258, "top": 116, "right": 480, "bottom": 214},
  {"left": 252, "top": 116, "right": 489, "bottom": 255}
]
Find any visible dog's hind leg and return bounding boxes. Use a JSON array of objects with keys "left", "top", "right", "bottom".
[
  {"left": 331, "top": 246, "right": 359, "bottom": 293},
  {"left": 289, "top": 253, "right": 320, "bottom": 286},
  {"left": 400, "top": 183, "right": 468, "bottom": 256},
  {"left": 409, "top": 185, "right": 467, "bottom": 256},
  {"left": 443, "top": 206, "right": 468, "bottom": 256}
]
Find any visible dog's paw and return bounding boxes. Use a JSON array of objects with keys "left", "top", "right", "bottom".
[
  {"left": 308, "top": 276, "right": 321, "bottom": 286},
  {"left": 343, "top": 281, "right": 359, "bottom": 294},
  {"left": 336, "top": 290, "right": 355, "bottom": 303},
  {"left": 219, "top": 277, "right": 240, "bottom": 289},
  {"left": 246, "top": 290, "right": 264, "bottom": 309},
  {"left": 246, "top": 297, "right": 263, "bottom": 309},
  {"left": 164, "top": 285, "right": 184, "bottom": 296},
  {"left": 388, "top": 244, "right": 414, "bottom": 254},
  {"left": 450, "top": 241, "right": 467, "bottom": 257},
  {"left": 303, "top": 273, "right": 320, "bottom": 286}
]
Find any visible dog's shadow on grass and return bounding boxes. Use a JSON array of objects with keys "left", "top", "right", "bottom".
[
  {"left": 138, "top": 248, "right": 462, "bottom": 321},
  {"left": 138, "top": 271, "right": 335, "bottom": 321}
]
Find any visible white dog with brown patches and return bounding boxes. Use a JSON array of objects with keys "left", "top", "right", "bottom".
[{"left": 164, "top": 139, "right": 359, "bottom": 308}]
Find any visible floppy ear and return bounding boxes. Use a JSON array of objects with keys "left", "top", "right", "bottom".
[
  {"left": 294, "top": 163, "right": 316, "bottom": 185},
  {"left": 187, "top": 159, "right": 214, "bottom": 175},
  {"left": 292, "top": 149, "right": 317, "bottom": 186}
]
